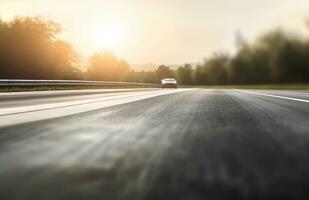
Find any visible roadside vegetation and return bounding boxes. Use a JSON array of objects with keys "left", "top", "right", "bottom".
[{"left": 1, "top": 16, "right": 309, "bottom": 87}]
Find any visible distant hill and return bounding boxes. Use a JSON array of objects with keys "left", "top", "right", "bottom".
[
  {"left": 130, "top": 63, "right": 157, "bottom": 72},
  {"left": 131, "top": 63, "right": 198, "bottom": 72}
]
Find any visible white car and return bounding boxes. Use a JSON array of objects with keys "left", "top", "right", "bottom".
[{"left": 161, "top": 78, "right": 177, "bottom": 88}]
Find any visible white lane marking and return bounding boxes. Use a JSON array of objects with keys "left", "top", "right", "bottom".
[
  {"left": 0, "top": 90, "right": 164, "bottom": 116},
  {"left": 237, "top": 90, "right": 309, "bottom": 103},
  {"left": 0, "top": 89, "right": 195, "bottom": 128}
]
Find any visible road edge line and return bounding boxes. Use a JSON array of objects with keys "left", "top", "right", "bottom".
[{"left": 236, "top": 90, "right": 309, "bottom": 103}]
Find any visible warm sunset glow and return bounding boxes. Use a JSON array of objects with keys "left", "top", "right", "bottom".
[
  {"left": 1, "top": 0, "right": 309, "bottom": 64},
  {"left": 91, "top": 24, "right": 126, "bottom": 51}
]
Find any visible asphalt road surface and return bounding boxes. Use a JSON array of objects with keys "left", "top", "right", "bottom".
[{"left": 0, "top": 89, "right": 308, "bottom": 200}]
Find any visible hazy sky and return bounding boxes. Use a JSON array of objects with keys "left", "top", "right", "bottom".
[{"left": 0, "top": 0, "right": 309, "bottom": 64}]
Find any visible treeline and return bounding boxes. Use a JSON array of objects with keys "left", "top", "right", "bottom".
[
  {"left": 0, "top": 17, "right": 129, "bottom": 81},
  {"left": 194, "top": 30, "right": 309, "bottom": 85},
  {"left": 0, "top": 17, "right": 82, "bottom": 79},
  {"left": 1, "top": 16, "right": 309, "bottom": 85},
  {"left": 131, "top": 29, "right": 309, "bottom": 85}
]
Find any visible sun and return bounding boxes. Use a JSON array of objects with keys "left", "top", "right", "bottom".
[{"left": 91, "top": 24, "right": 125, "bottom": 51}]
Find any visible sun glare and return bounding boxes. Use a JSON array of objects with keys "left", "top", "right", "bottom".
[{"left": 91, "top": 24, "right": 125, "bottom": 51}]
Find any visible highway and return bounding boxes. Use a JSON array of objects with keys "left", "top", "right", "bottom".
[{"left": 0, "top": 88, "right": 308, "bottom": 200}]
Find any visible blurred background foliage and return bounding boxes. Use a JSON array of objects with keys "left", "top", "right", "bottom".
[
  {"left": 1, "top": 16, "right": 309, "bottom": 85},
  {"left": 86, "top": 52, "right": 129, "bottom": 81},
  {"left": 0, "top": 17, "right": 82, "bottom": 80}
]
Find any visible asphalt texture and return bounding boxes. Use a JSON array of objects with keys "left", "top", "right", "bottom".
[{"left": 0, "top": 89, "right": 308, "bottom": 200}]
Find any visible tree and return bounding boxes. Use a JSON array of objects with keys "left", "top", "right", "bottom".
[
  {"left": 0, "top": 16, "right": 80, "bottom": 79},
  {"left": 194, "top": 65, "right": 206, "bottom": 85},
  {"left": 53, "top": 40, "right": 82, "bottom": 79},
  {"left": 86, "top": 52, "right": 129, "bottom": 81},
  {"left": 177, "top": 64, "right": 193, "bottom": 85},
  {"left": 202, "top": 54, "right": 230, "bottom": 85},
  {"left": 156, "top": 65, "right": 172, "bottom": 82}
]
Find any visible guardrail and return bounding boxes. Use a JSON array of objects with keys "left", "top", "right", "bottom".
[{"left": 0, "top": 79, "right": 159, "bottom": 87}]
